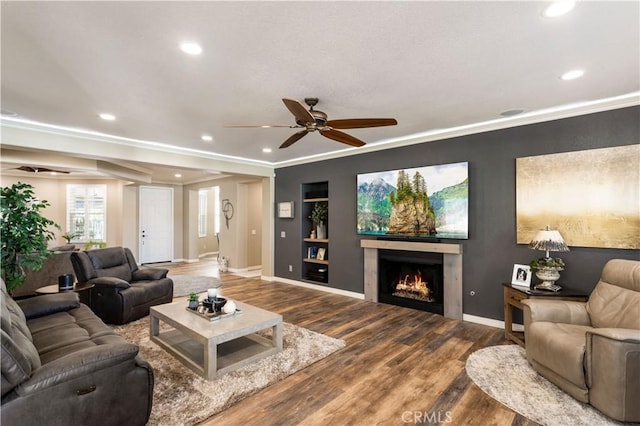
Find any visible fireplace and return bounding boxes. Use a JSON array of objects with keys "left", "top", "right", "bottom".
[
  {"left": 378, "top": 250, "right": 444, "bottom": 315},
  {"left": 360, "top": 239, "right": 462, "bottom": 319}
]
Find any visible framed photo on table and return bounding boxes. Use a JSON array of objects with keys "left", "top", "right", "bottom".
[{"left": 511, "top": 264, "right": 531, "bottom": 288}]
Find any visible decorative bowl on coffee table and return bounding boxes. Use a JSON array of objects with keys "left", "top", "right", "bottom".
[
  {"left": 212, "top": 297, "right": 227, "bottom": 312},
  {"left": 203, "top": 297, "right": 227, "bottom": 313}
]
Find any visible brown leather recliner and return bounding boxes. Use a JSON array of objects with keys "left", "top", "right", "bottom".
[
  {"left": 522, "top": 259, "right": 640, "bottom": 422},
  {"left": 71, "top": 247, "right": 173, "bottom": 324}
]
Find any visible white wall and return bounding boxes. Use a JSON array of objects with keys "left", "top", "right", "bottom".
[
  {"left": 122, "top": 186, "right": 138, "bottom": 257},
  {"left": 0, "top": 175, "right": 126, "bottom": 248},
  {"left": 197, "top": 187, "right": 220, "bottom": 257},
  {"left": 184, "top": 176, "right": 264, "bottom": 270},
  {"left": 247, "top": 181, "right": 262, "bottom": 267},
  {"left": 2, "top": 172, "right": 273, "bottom": 272},
  {"left": 0, "top": 176, "right": 190, "bottom": 262}
]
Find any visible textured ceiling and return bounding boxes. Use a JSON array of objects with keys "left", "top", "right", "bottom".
[{"left": 1, "top": 1, "right": 639, "bottom": 176}]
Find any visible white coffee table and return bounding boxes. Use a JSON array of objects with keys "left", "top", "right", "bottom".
[{"left": 150, "top": 300, "right": 283, "bottom": 380}]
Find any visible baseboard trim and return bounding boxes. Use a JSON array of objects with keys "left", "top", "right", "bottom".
[
  {"left": 229, "top": 265, "right": 261, "bottom": 273},
  {"left": 198, "top": 251, "right": 218, "bottom": 259},
  {"left": 227, "top": 268, "right": 252, "bottom": 273},
  {"left": 274, "top": 277, "right": 365, "bottom": 300},
  {"left": 274, "top": 277, "right": 518, "bottom": 329},
  {"left": 462, "top": 314, "right": 523, "bottom": 331}
]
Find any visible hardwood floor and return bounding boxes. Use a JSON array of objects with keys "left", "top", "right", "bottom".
[{"left": 164, "top": 259, "right": 537, "bottom": 426}]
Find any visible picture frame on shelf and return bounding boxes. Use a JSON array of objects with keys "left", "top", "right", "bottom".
[
  {"left": 308, "top": 246, "right": 318, "bottom": 259},
  {"left": 317, "top": 247, "right": 326, "bottom": 260},
  {"left": 511, "top": 264, "right": 531, "bottom": 288}
]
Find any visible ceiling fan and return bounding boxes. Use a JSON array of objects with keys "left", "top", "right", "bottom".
[
  {"left": 227, "top": 98, "right": 398, "bottom": 149},
  {"left": 13, "top": 166, "right": 70, "bottom": 174}
]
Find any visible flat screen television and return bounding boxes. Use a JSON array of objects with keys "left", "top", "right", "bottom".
[{"left": 357, "top": 161, "right": 469, "bottom": 239}]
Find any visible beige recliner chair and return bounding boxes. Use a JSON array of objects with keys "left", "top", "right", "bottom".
[{"left": 522, "top": 258, "right": 640, "bottom": 423}]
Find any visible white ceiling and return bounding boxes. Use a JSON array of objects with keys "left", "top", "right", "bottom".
[{"left": 1, "top": 1, "right": 639, "bottom": 180}]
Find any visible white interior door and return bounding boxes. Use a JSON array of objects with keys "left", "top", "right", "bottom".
[{"left": 139, "top": 186, "right": 173, "bottom": 263}]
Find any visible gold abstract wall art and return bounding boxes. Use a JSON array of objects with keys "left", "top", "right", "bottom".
[{"left": 516, "top": 145, "right": 640, "bottom": 249}]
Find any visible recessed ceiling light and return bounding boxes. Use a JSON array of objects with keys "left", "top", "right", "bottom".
[
  {"left": 99, "top": 113, "right": 116, "bottom": 121},
  {"left": 561, "top": 69, "right": 585, "bottom": 80},
  {"left": 542, "top": 1, "right": 575, "bottom": 18},
  {"left": 262, "top": 148, "right": 272, "bottom": 153},
  {"left": 174, "top": 173, "right": 182, "bottom": 178},
  {"left": 180, "top": 42, "right": 202, "bottom": 56},
  {"left": 201, "top": 134, "right": 213, "bottom": 142}
]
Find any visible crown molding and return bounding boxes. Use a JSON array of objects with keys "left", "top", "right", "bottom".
[
  {"left": 2, "top": 92, "right": 638, "bottom": 172},
  {"left": 0, "top": 118, "right": 274, "bottom": 177}
]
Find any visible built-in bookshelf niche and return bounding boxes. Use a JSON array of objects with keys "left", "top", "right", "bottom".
[{"left": 302, "top": 181, "right": 328, "bottom": 284}]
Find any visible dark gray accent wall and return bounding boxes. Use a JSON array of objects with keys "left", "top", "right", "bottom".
[{"left": 275, "top": 106, "right": 640, "bottom": 321}]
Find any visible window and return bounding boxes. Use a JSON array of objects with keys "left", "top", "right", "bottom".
[
  {"left": 198, "top": 187, "right": 220, "bottom": 238},
  {"left": 198, "top": 189, "right": 207, "bottom": 237},
  {"left": 213, "top": 186, "right": 220, "bottom": 234},
  {"left": 67, "top": 184, "right": 106, "bottom": 242}
]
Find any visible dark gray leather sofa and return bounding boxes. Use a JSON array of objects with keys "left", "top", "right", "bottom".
[
  {"left": 71, "top": 247, "right": 173, "bottom": 325},
  {"left": 1, "top": 279, "right": 153, "bottom": 425}
]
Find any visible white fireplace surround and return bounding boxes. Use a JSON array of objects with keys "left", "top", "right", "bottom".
[{"left": 360, "top": 239, "right": 463, "bottom": 319}]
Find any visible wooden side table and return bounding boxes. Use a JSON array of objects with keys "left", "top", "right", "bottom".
[{"left": 503, "top": 283, "right": 589, "bottom": 347}]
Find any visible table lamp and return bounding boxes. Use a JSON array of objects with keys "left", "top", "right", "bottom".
[{"left": 528, "top": 226, "right": 570, "bottom": 290}]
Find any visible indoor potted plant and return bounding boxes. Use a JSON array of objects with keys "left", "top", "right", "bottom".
[
  {"left": 84, "top": 240, "right": 107, "bottom": 250},
  {"left": 309, "top": 202, "right": 328, "bottom": 239},
  {"left": 529, "top": 257, "right": 566, "bottom": 289},
  {"left": 187, "top": 292, "right": 200, "bottom": 310},
  {"left": 529, "top": 257, "right": 565, "bottom": 270},
  {"left": 1, "top": 182, "right": 60, "bottom": 293},
  {"left": 61, "top": 231, "right": 82, "bottom": 244}
]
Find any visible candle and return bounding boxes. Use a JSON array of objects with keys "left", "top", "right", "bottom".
[{"left": 207, "top": 288, "right": 218, "bottom": 299}]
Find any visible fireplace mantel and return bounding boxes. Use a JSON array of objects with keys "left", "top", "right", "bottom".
[{"left": 360, "top": 239, "right": 463, "bottom": 319}]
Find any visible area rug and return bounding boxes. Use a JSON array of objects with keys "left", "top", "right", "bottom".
[
  {"left": 113, "top": 317, "right": 345, "bottom": 425},
  {"left": 168, "top": 274, "right": 222, "bottom": 297},
  {"left": 465, "top": 345, "right": 624, "bottom": 425}
]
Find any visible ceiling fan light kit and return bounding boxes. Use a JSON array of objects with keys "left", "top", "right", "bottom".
[{"left": 228, "top": 97, "right": 398, "bottom": 149}]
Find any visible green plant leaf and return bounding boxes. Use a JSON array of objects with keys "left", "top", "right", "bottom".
[{"left": 1, "top": 182, "right": 60, "bottom": 292}]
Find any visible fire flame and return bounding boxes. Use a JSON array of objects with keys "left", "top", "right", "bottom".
[{"left": 395, "top": 270, "right": 430, "bottom": 299}]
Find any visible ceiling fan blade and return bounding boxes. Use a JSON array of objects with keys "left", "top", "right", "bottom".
[
  {"left": 326, "top": 118, "right": 398, "bottom": 129},
  {"left": 224, "top": 124, "right": 292, "bottom": 128},
  {"left": 320, "top": 129, "right": 366, "bottom": 147},
  {"left": 282, "top": 98, "right": 315, "bottom": 124},
  {"left": 279, "top": 130, "right": 309, "bottom": 149},
  {"left": 15, "top": 166, "right": 69, "bottom": 174}
]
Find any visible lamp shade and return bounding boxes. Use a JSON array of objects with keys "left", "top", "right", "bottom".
[{"left": 528, "top": 228, "right": 570, "bottom": 253}]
